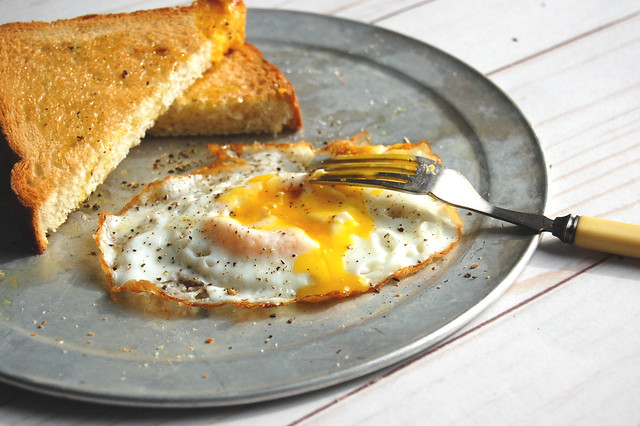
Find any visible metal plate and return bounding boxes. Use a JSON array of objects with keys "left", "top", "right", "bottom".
[{"left": 0, "top": 10, "right": 546, "bottom": 407}]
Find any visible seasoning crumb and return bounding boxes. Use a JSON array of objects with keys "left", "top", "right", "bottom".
[
  {"left": 103, "top": 317, "right": 108, "bottom": 321},
  {"left": 88, "top": 332, "right": 95, "bottom": 336},
  {"left": 188, "top": 346, "right": 194, "bottom": 351},
  {"left": 464, "top": 273, "right": 472, "bottom": 278},
  {"left": 202, "top": 374, "right": 208, "bottom": 379},
  {"left": 470, "top": 263, "right": 479, "bottom": 269},
  {"left": 87, "top": 340, "right": 93, "bottom": 344},
  {"left": 286, "top": 318, "right": 294, "bottom": 324},
  {"left": 396, "top": 292, "right": 402, "bottom": 297},
  {"left": 38, "top": 320, "right": 46, "bottom": 329},
  {"left": 30, "top": 332, "right": 36, "bottom": 337},
  {"left": 205, "top": 337, "right": 214, "bottom": 344}
]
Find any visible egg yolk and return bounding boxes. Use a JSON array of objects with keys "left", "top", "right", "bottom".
[{"left": 218, "top": 174, "right": 375, "bottom": 297}]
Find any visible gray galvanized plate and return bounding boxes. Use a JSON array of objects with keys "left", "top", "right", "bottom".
[{"left": 0, "top": 10, "right": 546, "bottom": 407}]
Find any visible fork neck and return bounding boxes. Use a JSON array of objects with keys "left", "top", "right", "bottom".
[{"left": 551, "top": 214, "right": 578, "bottom": 244}]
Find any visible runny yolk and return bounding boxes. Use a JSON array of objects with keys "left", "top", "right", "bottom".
[{"left": 218, "top": 174, "right": 375, "bottom": 298}]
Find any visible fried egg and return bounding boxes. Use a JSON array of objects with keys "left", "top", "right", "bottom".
[{"left": 95, "top": 133, "right": 463, "bottom": 307}]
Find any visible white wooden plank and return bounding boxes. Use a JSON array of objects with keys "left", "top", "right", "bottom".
[
  {"left": 374, "top": 0, "right": 640, "bottom": 75},
  {"left": 490, "top": 13, "right": 640, "bottom": 133},
  {"left": 334, "top": 0, "right": 427, "bottom": 23},
  {"left": 246, "top": 0, "right": 364, "bottom": 15},
  {"left": 245, "top": 0, "right": 426, "bottom": 23},
  {"left": 489, "top": 14, "right": 640, "bottom": 222},
  {"left": 244, "top": 0, "right": 292, "bottom": 10},
  {"left": 0, "top": 0, "right": 191, "bottom": 24}
]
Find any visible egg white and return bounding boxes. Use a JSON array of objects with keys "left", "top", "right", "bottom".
[{"left": 95, "top": 136, "right": 462, "bottom": 307}]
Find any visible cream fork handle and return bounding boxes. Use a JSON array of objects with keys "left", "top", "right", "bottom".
[{"left": 573, "top": 216, "right": 640, "bottom": 258}]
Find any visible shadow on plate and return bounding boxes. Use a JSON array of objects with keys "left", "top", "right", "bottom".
[{"left": 0, "top": 142, "right": 39, "bottom": 261}]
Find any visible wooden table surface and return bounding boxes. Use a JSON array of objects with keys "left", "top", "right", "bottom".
[{"left": 1, "top": 0, "right": 639, "bottom": 424}]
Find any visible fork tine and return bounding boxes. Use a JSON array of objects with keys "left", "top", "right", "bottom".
[
  {"left": 316, "top": 164, "right": 417, "bottom": 176},
  {"left": 312, "top": 175, "right": 419, "bottom": 193},
  {"left": 313, "top": 169, "right": 413, "bottom": 183},
  {"left": 310, "top": 153, "right": 420, "bottom": 172},
  {"left": 316, "top": 153, "right": 419, "bottom": 164}
]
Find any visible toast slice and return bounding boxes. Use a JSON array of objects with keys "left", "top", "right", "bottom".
[
  {"left": 0, "top": 0, "right": 246, "bottom": 253},
  {"left": 150, "top": 42, "right": 302, "bottom": 136}
]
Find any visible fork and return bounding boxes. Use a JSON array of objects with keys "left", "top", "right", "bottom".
[{"left": 309, "top": 153, "right": 640, "bottom": 259}]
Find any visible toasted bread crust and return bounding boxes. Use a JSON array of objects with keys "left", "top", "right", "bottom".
[
  {"left": 150, "top": 42, "right": 301, "bottom": 136},
  {"left": 0, "top": 0, "right": 246, "bottom": 253}
]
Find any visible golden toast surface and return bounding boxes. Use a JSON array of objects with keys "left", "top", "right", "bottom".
[
  {"left": 151, "top": 43, "right": 302, "bottom": 136},
  {"left": 0, "top": 0, "right": 246, "bottom": 252}
]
